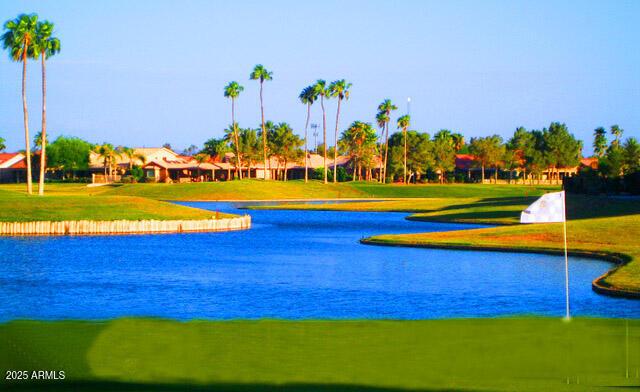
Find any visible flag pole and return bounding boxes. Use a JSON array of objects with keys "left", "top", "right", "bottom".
[{"left": 562, "top": 190, "right": 570, "bottom": 320}]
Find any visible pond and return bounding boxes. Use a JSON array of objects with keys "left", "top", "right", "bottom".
[{"left": 0, "top": 201, "right": 637, "bottom": 321}]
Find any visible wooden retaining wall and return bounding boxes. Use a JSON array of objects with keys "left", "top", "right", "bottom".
[{"left": 0, "top": 215, "right": 251, "bottom": 236}]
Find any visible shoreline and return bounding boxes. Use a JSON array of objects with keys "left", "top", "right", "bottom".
[
  {"left": 360, "top": 235, "right": 639, "bottom": 300},
  {"left": 0, "top": 215, "right": 251, "bottom": 236}
]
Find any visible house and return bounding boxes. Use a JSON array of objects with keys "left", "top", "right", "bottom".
[{"left": 0, "top": 153, "right": 27, "bottom": 183}]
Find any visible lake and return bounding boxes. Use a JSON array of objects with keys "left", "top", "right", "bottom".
[{"left": 0, "top": 201, "right": 637, "bottom": 321}]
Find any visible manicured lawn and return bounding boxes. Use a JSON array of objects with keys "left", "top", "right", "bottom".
[
  {"left": 0, "top": 187, "right": 220, "bottom": 222},
  {"left": 101, "top": 180, "right": 558, "bottom": 201},
  {"left": 1, "top": 318, "right": 638, "bottom": 391}
]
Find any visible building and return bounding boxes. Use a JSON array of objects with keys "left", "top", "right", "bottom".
[{"left": 0, "top": 153, "right": 27, "bottom": 183}]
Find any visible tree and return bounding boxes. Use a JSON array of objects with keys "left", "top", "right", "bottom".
[
  {"left": 193, "top": 153, "right": 210, "bottom": 179},
  {"left": 270, "top": 122, "right": 303, "bottom": 180},
  {"left": 239, "top": 127, "right": 261, "bottom": 178},
  {"left": 299, "top": 85, "right": 318, "bottom": 183},
  {"left": 610, "top": 125, "right": 623, "bottom": 148},
  {"left": 46, "top": 136, "right": 92, "bottom": 179},
  {"left": 224, "top": 81, "right": 244, "bottom": 179},
  {"left": 388, "top": 131, "right": 433, "bottom": 183},
  {"left": 328, "top": 79, "right": 352, "bottom": 183},
  {"left": 623, "top": 137, "right": 640, "bottom": 174},
  {"left": 313, "top": 80, "right": 329, "bottom": 183},
  {"left": 377, "top": 99, "right": 398, "bottom": 183},
  {"left": 249, "top": 65, "right": 273, "bottom": 180},
  {"left": 94, "top": 143, "right": 119, "bottom": 177},
  {"left": 0, "top": 137, "right": 5, "bottom": 151},
  {"left": 375, "top": 111, "right": 388, "bottom": 182},
  {"left": 2, "top": 13, "right": 39, "bottom": 194},
  {"left": 32, "top": 19, "right": 60, "bottom": 195},
  {"left": 396, "top": 115, "right": 410, "bottom": 184},
  {"left": 118, "top": 146, "right": 145, "bottom": 170},
  {"left": 543, "top": 122, "right": 582, "bottom": 184},
  {"left": 33, "top": 131, "right": 48, "bottom": 149},
  {"left": 162, "top": 142, "right": 172, "bottom": 150},
  {"left": 340, "top": 121, "right": 377, "bottom": 181},
  {"left": 593, "top": 127, "right": 608, "bottom": 158},
  {"left": 432, "top": 130, "right": 458, "bottom": 183},
  {"left": 507, "top": 127, "right": 535, "bottom": 183},
  {"left": 469, "top": 135, "right": 504, "bottom": 183},
  {"left": 181, "top": 144, "right": 198, "bottom": 156},
  {"left": 451, "top": 133, "right": 465, "bottom": 152},
  {"left": 202, "top": 137, "right": 229, "bottom": 158}
]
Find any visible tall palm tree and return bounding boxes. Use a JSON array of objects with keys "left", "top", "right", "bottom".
[
  {"left": 610, "top": 124, "right": 623, "bottom": 148},
  {"left": 396, "top": 115, "right": 411, "bottom": 184},
  {"left": 377, "top": 99, "right": 398, "bottom": 183},
  {"left": 299, "top": 85, "right": 318, "bottom": 183},
  {"left": 375, "top": 111, "right": 389, "bottom": 182},
  {"left": 224, "top": 81, "right": 244, "bottom": 179},
  {"left": 593, "top": 127, "right": 608, "bottom": 158},
  {"left": 32, "top": 20, "right": 60, "bottom": 196},
  {"left": 313, "top": 80, "right": 328, "bottom": 183},
  {"left": 249, "top": 65, "right": 273, "bottom": 180},
  {"left": 2, "top": 14, "right": 38, "bottom": 194},
  {"left": 328, "top": 79, "right": 352, "bottom": 183}
]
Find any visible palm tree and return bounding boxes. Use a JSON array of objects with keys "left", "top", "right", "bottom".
[
  {"left": 0, "top": 137, "right": 6, "bottom": 152},
  {"left": 396, "top": 115, "right": 411, "bottom": 184},
  {"left": 593, "top": 127, "right": 608, "bottom": 158},
  {"left": 328, "top": 79, "right": 352, "bottom": 183},
  {"left": 2, "top": 14, "right": 38, "bottom": 194},
  {"left": 224, "top": 81, "right": 244, "bottom": 179},
  {"left": 610, "top": 124, "right": 623, "bottom": 148},
  {"left": 193, "top": 153, "right": 210, "bottom": 180},
  {"left": 94, "top": 143, "right": 119, "bottom": 178},
  {"left": 452, "top": 133, "right": 465, "bottom": 152},
  {"left": 118, "top": 146, "right": 145, "bottom": 170},
  {"left": 32, "top": 20, "right": 60, "bottom": 195},
  {"left": 249, "top": 65, "right": 273, "bottom": 180},
  {"left": 377, "top": 99, "right": 398, "bottom": 183},
  {"left": 299, "top": 85, "right": 318, "bottom": 183},
  {"left": 375, "top": 111, "right": 389, "bottom": 182},
  {"left": 313, "top": 80, "right": 329, "bottom": 183}
]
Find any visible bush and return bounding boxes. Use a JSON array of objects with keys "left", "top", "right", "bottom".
[{"left": 130, "top": 166, "right": 145, "bottom": 182}]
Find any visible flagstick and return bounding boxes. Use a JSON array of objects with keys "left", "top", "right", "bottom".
[{"left": 562, "top": 190, "right": 570, "bottom": 320}]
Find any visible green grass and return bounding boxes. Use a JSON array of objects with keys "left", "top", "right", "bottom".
[
  {"left": 99, "top": 180, "right": 558, "bottom": 201},
  {"left": 0, "top": 187, "right": 221, "bottom": 222},
  {"left": 1, "top": 317, "right": 639, "bottom": 391}
]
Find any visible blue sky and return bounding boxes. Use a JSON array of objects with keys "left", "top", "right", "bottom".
[{"left": 1, "top": 0, "right": 638, "bottom": 154}]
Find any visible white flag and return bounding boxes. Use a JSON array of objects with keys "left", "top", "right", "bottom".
[{"left": 520, "top": 191, "right": 566, "bottom": 223}]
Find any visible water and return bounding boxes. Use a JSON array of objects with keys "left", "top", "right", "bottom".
[{"left": 0, "top": 202, "right": 637, "bottom": 321}]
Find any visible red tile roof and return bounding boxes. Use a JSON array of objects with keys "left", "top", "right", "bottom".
[{"left": 0, "top": 153, "right": 26, "bottom": 169}]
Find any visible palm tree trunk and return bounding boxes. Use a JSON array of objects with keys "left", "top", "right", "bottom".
[
  {"left": 21, "top": 45, "right": 33, "bottom": 195},
  {"left": 403, "top": 127, "right": 407, "bottom": 185},
  {"left": 232, "top": 97, "right": 242, "bottom": 180},
  {"left": 304, "top": 103, "right": 310, "bottom": 183},
  {"left": 352, "top": 158, "right": 357, "bottom": 181},
  {"left": 383, "top": 122, "right": 390, "bottom": 184},
  {"left": 333, "top": 98, "right": 341, "bottom": 183},
  {"left": 321, "top": 95, "right": 327, "bottom": 184},
  {"left": 38, "top": 53, "right": 47, "bottom": 195},
  {"left": 481, "top": 164, "right": 485, "bottom": 183},
  {"left": 260, "top": 81, "right": 268, "bottom": 180}
]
